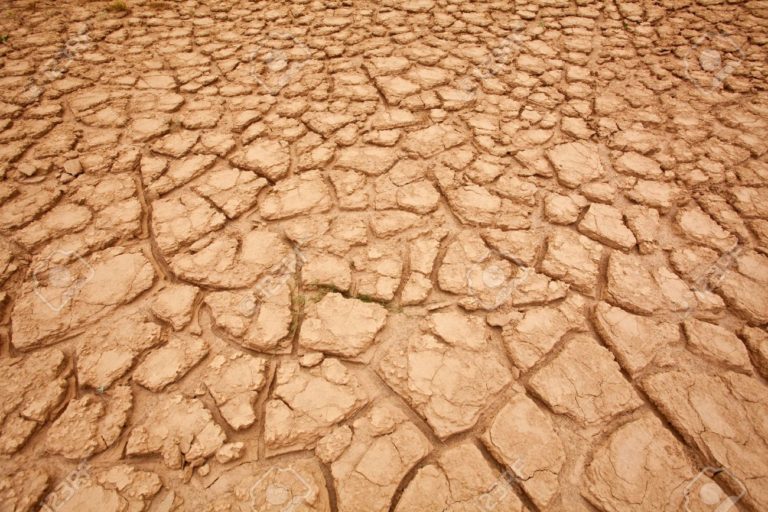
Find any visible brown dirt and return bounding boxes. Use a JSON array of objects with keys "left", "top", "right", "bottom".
[{"left": 0, "top": 0, "right": 767, "bottom": 511}]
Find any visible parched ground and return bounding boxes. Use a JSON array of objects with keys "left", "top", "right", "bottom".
[{"left": 0, "top": 0, "right": 767, "bottom": 510}]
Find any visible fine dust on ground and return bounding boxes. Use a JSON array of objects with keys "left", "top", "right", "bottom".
[{"left": 0, "top": 0, "right": 767, "bottom": 511}]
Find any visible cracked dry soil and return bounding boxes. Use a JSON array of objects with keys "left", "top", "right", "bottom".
[{"left": 0, "top": 0, "right": 768, "bottom": 511}]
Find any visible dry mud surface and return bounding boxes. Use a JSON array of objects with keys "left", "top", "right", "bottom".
[{"left": 0, "top": 0, "right": 768, "bottom": 510}]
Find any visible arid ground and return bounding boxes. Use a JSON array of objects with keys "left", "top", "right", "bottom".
[{"left": 0, "top": 0, "right": 767, "bottom": 510}]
